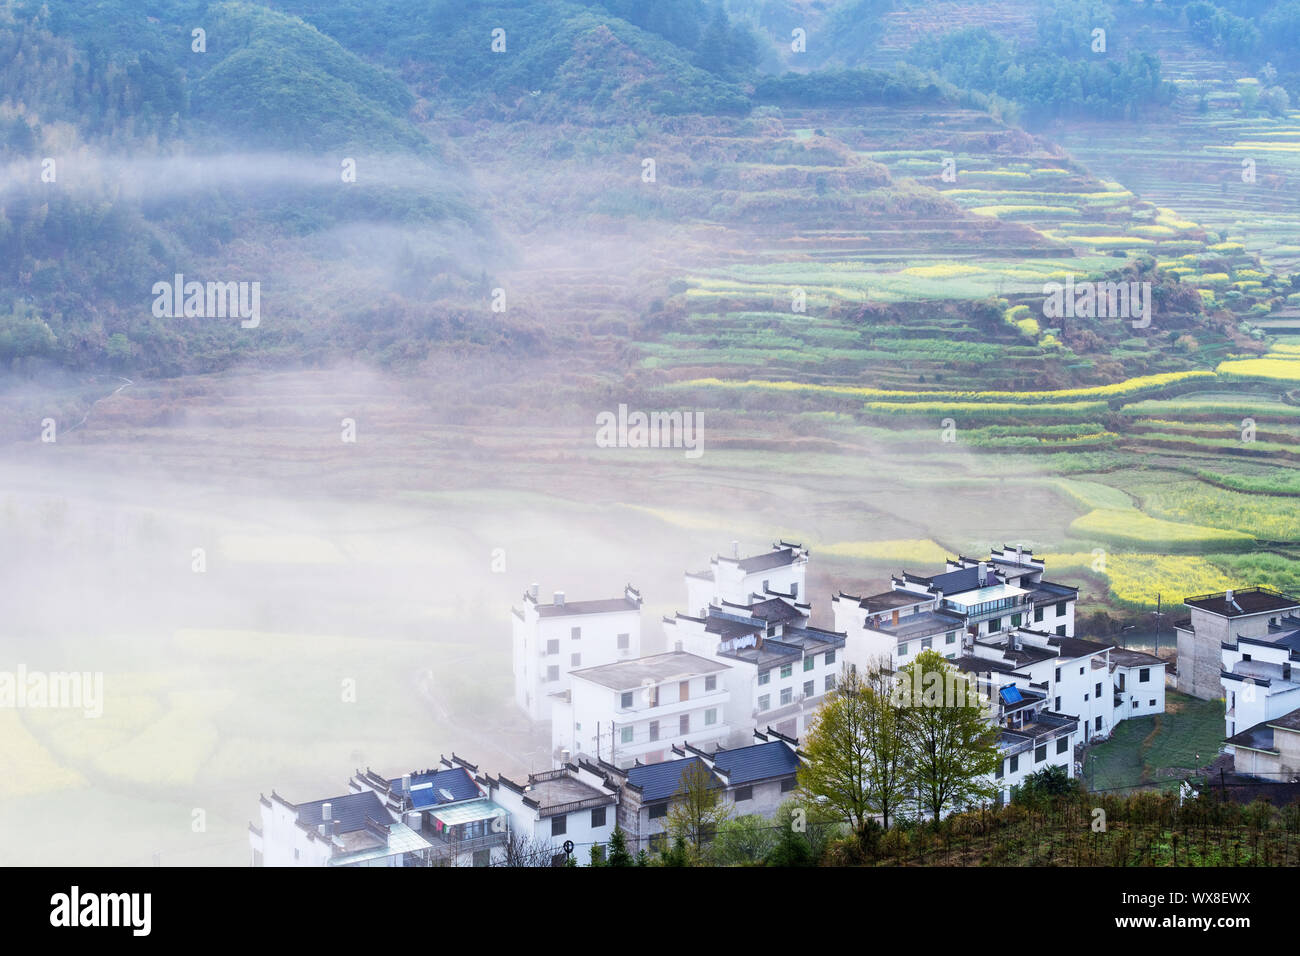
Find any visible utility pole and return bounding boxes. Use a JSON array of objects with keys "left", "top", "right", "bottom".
[{"left": 1153, "top": 594, "right": 1163, "bottom": 655}]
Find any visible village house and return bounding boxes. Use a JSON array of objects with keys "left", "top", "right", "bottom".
[
  {"left": 249, "top": 789, "right": 435, "bottom": 867},
  {"left": 349, "top": 755, "right": 511, "bottom": 867},
  {"left": 1109, "top": 646, "right": 1167, "bottom": 726},
  {"left": 512, "top": 583, "right": 643, "bottom": 722},
  {"left": 832, "top": 547, "right": 1078, "bottom": 675},
  {"left": 684, "top": 541, "right": 809, "bottom": 615},
  {"left": 1225, "top": 705, "right": 1300, "bottom": 782},
  {"left": 602, "top": 730, "right": 804, "bottom": 853},
  {"left": 666, "top": 542, "right": 845, "bottom": 739},
  {"left": 1175, "top": 587, "right": 1300, "bottom": 700},
  {"left": 550, "top": 649, "right": 733, "bottom": 767},
  {"left": 483, "top": 761, "right": 620, "bottom": 865},
  {"left": 1221, "top": 622, "right": 1300, "bottom": 740}
]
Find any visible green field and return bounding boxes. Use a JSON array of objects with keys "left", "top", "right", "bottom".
[{"left": 1086, "top": 693, "right": 1227, "bottom": 793}]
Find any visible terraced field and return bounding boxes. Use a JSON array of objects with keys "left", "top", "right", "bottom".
[{"left": 615, "top": 95, "right": 1300, "bottom": 613}]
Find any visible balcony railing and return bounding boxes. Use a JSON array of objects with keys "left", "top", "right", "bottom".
[{"left": 428, "top": 830, "right": 507, "bottom": 857}]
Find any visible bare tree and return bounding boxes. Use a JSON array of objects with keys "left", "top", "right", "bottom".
[{"left": 498, "top": 830, "right": 562, "bottom": 867}]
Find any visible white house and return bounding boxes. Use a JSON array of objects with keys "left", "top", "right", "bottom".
[
  {"left": 1176, "top": 587, "right": 1300, "bottom": 700},
  {"left": 931, "top": 651, "right": 1079, "bottom": 808},
  {"left": 602, "top": 730, "right": 804, "bottom": 853},
  {"left": 959, "top": 628, "right": 1134, "bottom": 743},
  {"left": 1226, "top": 706, "right": 1300, "bottom": 781},
  {"left": 832, "top": 548, "right": 1078, "bottom": 677},
  {"left": 684, "top": 541, "right": 808, "bottom": 615},
  {"left": 350, "top": 756, "right": 510, "bottom": 867},
  {"left": 665, "top": 609, "right": 845, "bottom": 740},
  {"left": 1110, "top": 647, "right": 1167, "bottom": 726},
  {"left": 988, "top": 686, "right": 1078, "bottom": 807},
  {"left": 550, "top": 650, "right": 732, "bottom": 768},
  {"left": 250, "top": 789, "right": 435, "bottom": 867},
  {"left": 512, "top": 583, "right": 642, "bottom": 722},
  {"left": 484, "top": 761, "right": 620, "bottom": 865},
  {"left": 1221, "top": 627, "right": 1300, "bottom": 740}
]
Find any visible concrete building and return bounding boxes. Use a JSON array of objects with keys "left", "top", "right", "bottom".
[
  {"left": 603, "top": 730, "right": 803, "bottom": 853},
  {"left": 1110, "top": 647, "right": 1166, "bottom": 726},
  {"left": 684, "top": 541, "right": 808, "bottom": 615},
  {"left": 1226, "top": 706, "right": 1300, "bottom": 781},
  {"left": 350, "top": 756, "right": 510, "bottom": 867},
  {"left": 484, "top": 762, "right": 620, "bottom": 865},
  {"left": 665, "top": 609, "right": 845, "bottom": 740},
  {"left": 550, "top": 650, "right": 732, "bottom": 767},
  {"left": 1175, "top": 587, "right": 1300, "bottom": 700},
  {"left": 832, "top": 547, "right": 1078, "bottom": 676},
  {"left": 1221, "top": 626, "right": 1300, "bottom": 740},
  {"left": 250, "top": 789, "right": 435, "bottom": 868},
  {"left": 512, "top": 583, "right": 643, "bottom": 722}
]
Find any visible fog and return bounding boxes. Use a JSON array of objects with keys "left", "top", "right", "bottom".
[{"left": 0, "top": 352, "right": 1044, "bottom": 865}]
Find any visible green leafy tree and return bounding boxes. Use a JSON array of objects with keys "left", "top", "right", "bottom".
[
  {"left": 666, "top": 760, "right": 731, "bottom": 857},
  {"left": 1015, "top": 764, "right": 1077, "bottom": 808},
  {"left": 798, "top": 664, "right": 911, "bottom": 842},
  {"left": 898, "top": 650, "right": 1001, "bottom": 821},
  {"left": 709, "top": 814, "right": 776, "bottom": 865}
]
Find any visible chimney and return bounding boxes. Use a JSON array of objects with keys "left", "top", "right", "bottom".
[
  {"left": 554, "top": 591, "right": 565, "bottom": 607},
  {"left": 732, "top": 540, "right": 740, "bottom": 559},
  {"left": 321, "top": 801, "right": 331, "bottom": 822},
  {"left": 529, "top": 583, "right": 539, "bottom": 601},
  {"left": 1016, "top": 545, "right": 1023, "bottom": 564},
  {"left": 1225, "top": 588, "right": 1234, "bottom": 607},
  {"left": 401, "top": 773, "right": 411, "bottom": 793},
  {"left": 978, "top": 562, "right": 988, "bottom": 587}
]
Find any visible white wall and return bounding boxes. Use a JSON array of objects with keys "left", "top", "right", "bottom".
[{"left": 513, "top": 603, "right": 641, "bottom": 722}]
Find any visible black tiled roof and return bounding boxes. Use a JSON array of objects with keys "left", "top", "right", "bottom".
[
  {"left": 295, "top": 791, "right": 388, "bottom": 834},
  {"left": 735, "top": 548, "right": 799, "bottom": 573},
  {"left": 1185, "top": 587, "right": 1300, "bottom": 617},
  {"left": 536, "top": 597, "right": 639, "bottom": 617},
  {"left": 712, "top": 741, "right": 800, "bottom": 786}
]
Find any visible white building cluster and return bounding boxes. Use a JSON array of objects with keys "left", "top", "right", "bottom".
[
  {"left": 532, "top": 541, "right": 1168, "bottom": 807},
  {"left": 251, "top": 538, "right": 1185, "bottom": 866}
]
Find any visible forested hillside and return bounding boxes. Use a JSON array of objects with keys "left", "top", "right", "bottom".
[{"left": 0, "top": 0, "right": 1296, "bottom": 379}]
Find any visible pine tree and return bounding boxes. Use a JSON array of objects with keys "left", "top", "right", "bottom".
[{"left": 606, "top": 826, "right": 633, "bottom": 867}]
